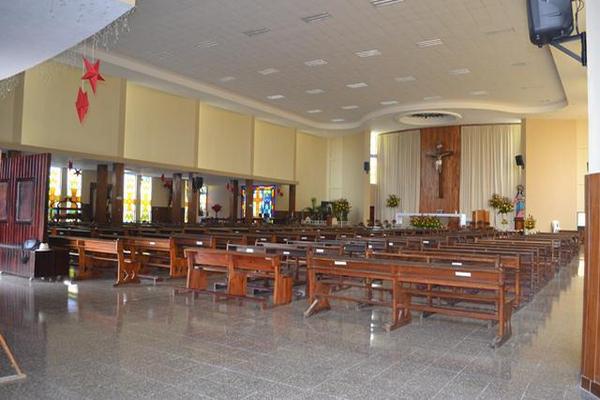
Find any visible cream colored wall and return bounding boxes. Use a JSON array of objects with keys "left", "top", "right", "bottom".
[
  {"left": 295, "top": 131, "right": 327, "bottom": 210},
  {"left": 0, "top": 75, "right": 23, "bottom": 144},
  {"left": 525, "top": 119, "right": 579, "bottom": 231},
  {"left": 206, "top": 184, "right": 231, "bottom": 218},
  {"left": 253, "top": 120, "right": 296, "bottom": 181},
  {"left": 197, "top": 103, "right": 253, "bottom": 176},
  {"left": 124, "top": 83, "right": 197, "bottom": 168},
  {"left": 576, "top": 119, "right": 589, "bottom": 211},
  {"left": 20, "top": 62, "right": 125, "bottom": 157}
]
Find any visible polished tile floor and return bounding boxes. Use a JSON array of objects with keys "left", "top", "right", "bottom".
[{"left": 0, "top": 257, "right": 593, "bottom": 400}]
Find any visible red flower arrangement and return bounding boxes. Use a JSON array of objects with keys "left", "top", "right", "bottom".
[{"left": 212, "top": 203, "right": 222, "bottom": 218}]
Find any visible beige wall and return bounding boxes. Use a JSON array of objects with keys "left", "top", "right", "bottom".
[
  {"left": 576, "top": 119, "right": 589, "bottom": 211},
  {"left": 206, "top": 183, "right": 231, "bottom": 218},
  {"left": 253, "top": 120, "right": 296, "bottom": 181},
  {"left": 124, "top": 83, "right": 197, "bottom": 168},
  {"left": 197, "top": 103, "right": 253, "bottom": 176},
  {"left": 21, "top": 62, "right": 125, "bottom": 157},
  {"left": 0, "top": 75, "right": 23, "bottom": 144},
  {"left": 525, "top": 119, "right": 579, "bottom": 231},
  {"left": 295, "top": 132, "right": 327, "bottom": 210}
]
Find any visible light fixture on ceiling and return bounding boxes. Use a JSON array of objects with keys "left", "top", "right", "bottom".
[
  {"left": 306, "top": 89, "right": 325, "bottom": 94},
  {"left": 267, "top": 94, "right": 285, "bottom": 100},
  {"left": 416, "top": 38, "right": 443, "bottom": 48},
  {"left": 398, "top": 110, "right": 462, "bottom": 126},
  {"left": 449, "top": 68, "right": 471, "bottom": 75},
  {"left": 395, "top": 76, "right": 416, "bottom": 82},
  {"left": 355, "top": 49, "right": 381, "bottom": 58},
  {"left": 219, "top": 76, "right": 236, "bottom": 82},
  {"left": 484, "top": 27, "right": 516, "bottom": 36},
  {"left": 258, "top": 68, "right": 279, "bottom": 75},
  {"left": 370, "top": 0, "right": 404, "bottom": 7},
  {"left": 380, "top": 100, "right": 399, "bottom": 105},
  {"left": 301, "top": 12, "right": 332, "bottom": 23},
  {"left": 307, "top": 109, "right": 322, "bottom": 114},
  {"left": 331, "top": 118, "right": 345, "bottom": 122},
  {"left": 196, "top": 40, "right": 218, "bottom": 48},
  {"left": 243, "top": 27, "right": 271, "bottom": 37},
  {"left": 304, "top": 59, "right": 328, "bottom": 67},
  {"left": 423, "top": 95, "right": 442, "bottom": 101},
  {"left": 470, "top": 90, "right": 488, "bottom": 96},
  {"left": 346, "top": 82, "right": 368, "bottom": 88},
  {"left": 341, "top": 105, "right": 359, "bottom": 110}
]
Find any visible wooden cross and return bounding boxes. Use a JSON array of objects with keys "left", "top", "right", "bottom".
[{"left": 426, "top": 143, "right": 453, "bottom": 198}]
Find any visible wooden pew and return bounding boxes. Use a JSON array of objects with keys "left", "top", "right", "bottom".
[{"left": 184, "top": 248, "right": 293, "bottom": 307}]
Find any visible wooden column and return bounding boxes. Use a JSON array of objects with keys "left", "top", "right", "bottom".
[
  {"left": 582, "top": 173, "right": 600, "bottom": 396},
  {"left": 111, "top": 163, "right": 124, "bottom": 225},
  {"left": 230, "top": 179, "right": 239, "bottom": 222},
  {"left": 187, "top": 173, "right": 199, "bottom": 224},
  {"left": 171, "top": 173, "right": 183, "bottom": 225},
  {"left": 288, "top": 184, "right": 296, "bottom": 218},
  {"left": 94, "top": 164, "right": 108, "bottom": 224},
  {"left": 245, "top": 179, "right": 253, "bottom": 223}
]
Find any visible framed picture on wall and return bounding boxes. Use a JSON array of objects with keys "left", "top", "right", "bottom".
[
  {"left": 16, "top": 179, "right": 35, "bottom": 223},
  {"left": 0, "top": 181, "right": 7, "bottom": 222}
]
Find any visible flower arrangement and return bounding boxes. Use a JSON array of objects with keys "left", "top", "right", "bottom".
[
  {"left": 386, "top": 194, "right": 401, "bottom": 209},
  {"left": 332, "top": 198, "right": 351, "bottom": 221},
  {"left": 211, "top": 203, "right": 222, "bottom": 218},
  {"left": 524, "top": 214, "right": 536, "bottom": 231},
  {"left": 410, "top": 215, "right": 443, "bottom": 230},
  {"left": 488, "top": 193, "right": 515, "bottom": 225}
]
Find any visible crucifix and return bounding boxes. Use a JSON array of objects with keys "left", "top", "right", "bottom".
[{"left": 426, "top": 143, "right": 454, "bottom": 198}]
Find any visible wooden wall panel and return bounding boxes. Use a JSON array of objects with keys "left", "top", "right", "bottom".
[
  {"left": 419, "top": 127, "right": 461, "bottom": 213},
  {"left": 582, "top": 173, "right": 600, "bottom": 396},
  {"left": 0, "top": 153, "right": 50, "bottom": 245}
]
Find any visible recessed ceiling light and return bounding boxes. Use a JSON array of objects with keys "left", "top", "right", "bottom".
[
  {"left": 196, "top": 40, "right": 218, "bottom": 48},
  {"left": 341, "top": 105, "right": 359, "bottom": 110},
  {"left": 355, "top": 49, "right": 381, "bottom": 58},
  {"left": 424, "top": 96, "right": 442, "bottom": 101},
  {"left": 395, "top": 76, "right": 416, "bottom": 82},
  {"left": 470, "top": 90, "right": 488, "bottom": 96},
  {"left": 267, "top": 94, "right": 285, "bottom": 100},
  {"left": 484, "top": 27, "right": 516, "bottom": 36},
  {"left": 304, "top": 59, "right": 328, "bottom": 67},
  {"left": 307, "top": 109, "right": 322, "bottom": 114},
  {"left": 370, "top": 0, "right": 404, "bottom": 7},
  {"left": 258, "top": 68, "right": 279, "bottom": 75},
  {"left": 306, "top": 89, "right": 325, "bottom": 94},
  {"left": 380, "top": 100, "right": 399, "bottom": 105},
  {"left": 416, "top": 38, "right": 443, "bottom": 48},
  {"left": 449, "top": 68, "right": 471, "bottom": 75},
  {"left": 346, "top": 82, "right": 368, "bottom": 89},
  {"left": 243, "top": 27, "right": 271, "bottom": 37},
  {"left": 219, "top": 76, "right": 236, "bottom": 82},
  {"left": 301, "top": 12, "right": 332, "bottom": 23},
  {"left": 331, "top": 118, "right": 345, "bottom": 122}
]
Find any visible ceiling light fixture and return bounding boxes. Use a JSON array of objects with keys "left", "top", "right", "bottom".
[
  {"left": 346, "top": 82, "right": 368, "bottom": 88},
  {"left": 219, "top": 76, "right": 236, "bottom": 82},
  {"left": 304, "top": 59, "right": 328, "bottom": 67},
  {"left": 395, "top": 76, "right": 416, "bottom": 82},
  {"left": 307, "top": 109, "right": 322, "bottom": 114},
  {"left": 267, "top": 94, "right": 285, "bottom": 100},
  {"left": 301, "top": 12, "right": 332, "bottom": 23},
  {"left": 243, "top": 27, "right": 271, "bottom": 37},
  {"left": 370, "top": 0, "right": 404, "bottom": 7},
  {"left": 331, "top": 118, "right": 345, "bottom": 122},
  {"left": 423, "top": 96, "right": 442, "bottom": 101},
  {"left": 258, "top": 68, "right": 279, "bottom": 75},
  {"left": 342, "top": 105, "right": 359, "bottom": 110},
  {"left": 196, "top": 40, "right": 218, "bottom": 48},
  {"left": 449, "top": 68, "right": 471, "bottom": 75},
  {"left": 470, "top": 90, "right": 488, "bottom": 96},
  {"left": 355, "top": 49, "right": 381, "bottom": 58},
  {"left": 380, "top": 100, "right": 399, "bottom": 105},
  {"left": 306, "top": 89, "right": 325, "bottom": 94},
  {"left": 416, "top": 38, "right": 443, "bottom": 48}
]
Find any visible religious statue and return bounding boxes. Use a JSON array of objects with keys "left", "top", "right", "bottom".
[
  {"left": 514, "top": 185, "right": 525, "bottom": 219},
  {"left": 426, "top": 143, "right": 454, "bottom": 198}
]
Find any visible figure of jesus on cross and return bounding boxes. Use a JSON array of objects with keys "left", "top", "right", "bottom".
[{"left": 427, "top": 143, "right": 453, "bottom": 198}]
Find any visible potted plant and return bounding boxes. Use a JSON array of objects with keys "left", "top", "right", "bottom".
[
  {"left": 386, "top": 194, "right": 401, "bottom": 223},
  {"left": 410, "top": 215, "right": 443, "bottom": 230},
  {"left": 524, "top": 214, "right": 536, "bottom": 234},
  {"left": 211, "top": 203, "right": 222, "bottom": 218},
  {"left": 488, "top": 193, "right": 514, "bottom": 229},
  {"left": 332, "top": 198, "right": 351, "bottom": 224}
]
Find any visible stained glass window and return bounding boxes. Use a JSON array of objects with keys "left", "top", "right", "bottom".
[
  {"left": 123, "top": 173, "right": 137, "bottom": 223},
  {"left": 242, "top": 185, "right": 275, "bottom": 218},
  {"left": 48, "top": 167, "right": 62, "bottom": 220},
  {"left": 66, "top": 169, "right": 82, "bottom": 210},
  {"left": 139, "top": 176, "right": 152, "bottom": 223}
]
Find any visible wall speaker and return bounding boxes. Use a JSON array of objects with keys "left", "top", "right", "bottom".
[
  {"left": 515, "top": 155, "right": 525, "bottom": 169},
  {"left": 363, "top": 161, "right": 370, "bottom": 174},
  {"left": 527, "top": 0, "right": 574, "bottom": 47}
]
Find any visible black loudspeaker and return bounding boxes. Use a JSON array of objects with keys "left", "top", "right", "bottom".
[
  {"left": 515, "top": 155, "right": 525, "bottom": 169},
  {"left": 363, "top": 161, "right": 370, "bottom": 174},
  {"left": 527, "top": 0, "right": 574, "bottom": 47},
  {"left": 192, "top": 177, "right": 204, "bottom": 191}
]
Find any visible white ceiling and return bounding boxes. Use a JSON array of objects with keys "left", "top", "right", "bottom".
[
  {"left": 0, "top": 0, "right": 133, "bottom": 80},
  {"left": 100, "top": 0, "right": 570, "bottom": 134}
]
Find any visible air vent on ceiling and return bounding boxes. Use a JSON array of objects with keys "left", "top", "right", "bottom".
[
  {"left": 302, "top": 12, "right": 332, "bottom": 23},
  {"left": 371, "top": 0, "right": 404, "bottom": 7},
  {"left": 397, "top": 111, "right": 462, "bottom": 126},
  {"left": 243, "top": 27, "right": 271, "bottom": 37}
]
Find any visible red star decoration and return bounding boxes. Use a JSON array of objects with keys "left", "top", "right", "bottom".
[
  {"left": 81, "top": 57, "right": 105, "bottom": 94},
  {"left": 75, "top": 88, "right": 89, "bottom": 124}
]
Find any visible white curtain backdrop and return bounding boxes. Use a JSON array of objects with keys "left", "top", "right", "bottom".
[
  {"left": 459, "top": 124, "right": 522, "bottom": 225},
  {"left": 377, "top": 130, "right": 421, "bottom": 221}
]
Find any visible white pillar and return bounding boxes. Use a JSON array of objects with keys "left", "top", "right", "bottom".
[{"left": 589, "top": 0, "right": 600, "bottom": 173}]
